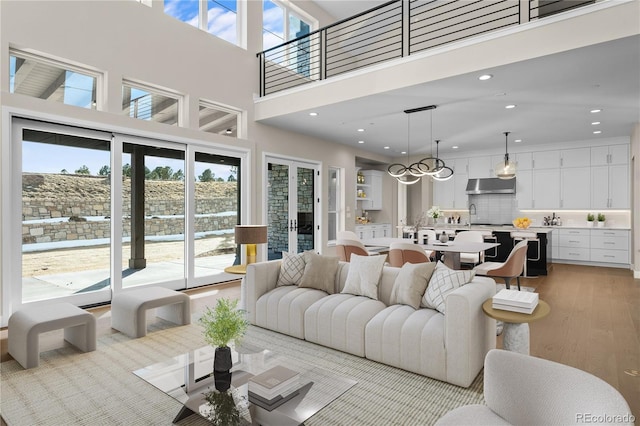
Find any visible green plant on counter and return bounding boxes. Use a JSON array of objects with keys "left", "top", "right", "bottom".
[
  {"left": 587, "top": 213, "right": 595, "bottom": 222},
  {"left": 597, "top": 213, "right": 606, "bottom": 222}
]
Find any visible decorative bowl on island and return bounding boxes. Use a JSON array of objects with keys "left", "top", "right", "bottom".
[{"left": 513, "top": 217, "right": 531, "bottom": 229}]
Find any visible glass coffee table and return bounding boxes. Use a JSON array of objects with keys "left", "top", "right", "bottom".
[{"left": 133, "top": 341, "right": 357, "bottom": 425}]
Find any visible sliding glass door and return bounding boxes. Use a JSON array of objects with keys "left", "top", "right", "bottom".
[
  {"left": 119, "top": 139, "right": 186, "bottom": 290},
  {"left": 266, "top": 157, "right": 318, "bottom": 259},
  {"left": 7, "top": 118, "right": 245, "bottom": 316},
  {"left": 13, "top": 119, "right": 113, "bottom": 307}
]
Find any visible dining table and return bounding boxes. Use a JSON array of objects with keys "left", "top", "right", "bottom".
[{"left": 362, "top": 238, "right": 500, "bottom": 270}]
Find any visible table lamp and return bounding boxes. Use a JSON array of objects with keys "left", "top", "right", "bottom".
[{"left": 224, "top": 225, "right": 268, "bottom": 274}]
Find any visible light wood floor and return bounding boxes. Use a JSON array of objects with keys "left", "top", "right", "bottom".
[{"left": 1, "top": 263, "right": 638, "bottom": 423}]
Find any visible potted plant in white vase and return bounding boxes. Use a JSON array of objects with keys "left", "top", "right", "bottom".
[
  {"left": 586, "top": 213, "right": 595, "bottom": 227},
  {"left": 199, "top": 298, "right": 248, "bottom": 373},
  {"left": 426, "top": 206, "right": 442, "bottom": 225},
  {"left": 597, "top": 213, "right": 606, "bottom": 228}
]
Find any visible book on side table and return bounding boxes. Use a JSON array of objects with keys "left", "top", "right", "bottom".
[
  {"left": 248, "top": 365, "right": 301, "bottom": 411},
  {"left": 492, "top": 289, "right": 539, "bottom": 314}
]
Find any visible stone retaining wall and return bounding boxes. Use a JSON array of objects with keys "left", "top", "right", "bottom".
[{"left": 23, "top": 214, "right": 236, "bottom": 245}]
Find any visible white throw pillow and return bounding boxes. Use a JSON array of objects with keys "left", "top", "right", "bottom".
[
  {"left": 276, "top": 251, "right": 306, "bottom": 286},
  {"left": 390, "top": 262, "right": 436, "bottom": 309},
  {"left": 341, "top": 254, "right": 387, "bottom": 300},
  {"left": 422, "top": 262, "right": 475, "bottom": 313}
]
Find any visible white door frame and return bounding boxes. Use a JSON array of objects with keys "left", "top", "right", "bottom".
[{"left": 263, "top": 153, "right": 321, "bottom": 256}]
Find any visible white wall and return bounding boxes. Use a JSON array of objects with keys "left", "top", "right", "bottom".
[
  {"left": 631, "top": 123, "right": 640, "bottom": 278},
  {"left": 0, "top": 0, "right": 394, "bottom": 321}
]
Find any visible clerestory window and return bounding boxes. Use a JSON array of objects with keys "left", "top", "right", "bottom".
[
  {"left": 9, "top": 50, "right": 99, "bottom": 110},
  {"left": 262, "top": 0, "right": 315, "bottom": 51},
  {"left": 164, "top": 0, "right": 239, "bottom": 46}
]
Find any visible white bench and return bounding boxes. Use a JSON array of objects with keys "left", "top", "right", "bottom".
[
  {"left": 111, "top": 287, "right": 191, "bottom": 338},
  {"left": 8, "top": 302, "right": 97, "bottom": 369}
]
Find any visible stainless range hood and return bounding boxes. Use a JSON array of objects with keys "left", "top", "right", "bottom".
[{"left": 466, "top": 178, "right": 516, "bottom": 194}]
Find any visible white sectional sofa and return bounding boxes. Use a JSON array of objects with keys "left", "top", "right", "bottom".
[{"left": 245, "top": 259, "right": 496, "bottom": 388}]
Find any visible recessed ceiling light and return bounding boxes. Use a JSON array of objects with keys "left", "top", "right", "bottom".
[
  {"left": 452, "top": 146, "right": 459, "bottom": 149},
  {"left": 309, "top": 112, "right": 318, "bottom": 116},
  {"left": 478, "top": 74, "right": 493, "bottom": 81},
  {"left": 358, "top": 140, "right": 364, "bottom": 144},
  {"left": 505, "top": 104, "right": 517, "bottom": 109},
  {"left": 401, "top": 151, "right": 406, "bottom": 154},
  {"left": 514, "top": 139, "right": 522, "bottom": 143},
  {"left": 225, "top": 129, "right": 232, "bottom": 134},
  {"left": 591, "top": 121, "right": 600, "bottom": 125},
  {"left": 590, "top": 109, "right": 602, "bottom": 113},
  {"left": 357, "top": 128, "right": 365, "bottom": 132},
  {"left": 593, "top": 130, "right": 602, "bottom": 134},
  {"left": 384, "top": 146, "right": 390, "bottom": 150}
]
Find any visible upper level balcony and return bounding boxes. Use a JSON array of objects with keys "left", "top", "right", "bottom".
[{"left": 257, "top": 0, "right": 600, "bottom": 97}]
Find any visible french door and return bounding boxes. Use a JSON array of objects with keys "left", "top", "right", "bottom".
[{"left": 265, "top": 156, "right": 319, "bottom": 259}]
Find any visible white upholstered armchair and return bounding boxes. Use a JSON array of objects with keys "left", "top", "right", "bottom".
[{"left": 436, "top": 349, "right": 633, "bottom": 426}]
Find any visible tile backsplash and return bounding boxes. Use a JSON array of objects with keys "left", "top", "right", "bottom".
[{"left": 468, "top": 194, "right": 518, "bottom": 225}]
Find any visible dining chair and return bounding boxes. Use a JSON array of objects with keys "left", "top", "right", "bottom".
[
  {"left": 473, "top": 239, "right": 528, "bottom": 290},
  {"left": 336, "top": 238, "right": 374, "bottom": 262},
  {"left": 337, "top": 230, "right": 361, "bottom": 241},
  {"left": 388, "top": 242, "right": 430, "bottom": 267},
  {"left": 444, "top": 230, "right": 484, "bottom": 267}
]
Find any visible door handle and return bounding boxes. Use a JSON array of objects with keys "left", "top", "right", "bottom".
[{"left": 290, "top": 220, "right": 294, "bottom": 231}]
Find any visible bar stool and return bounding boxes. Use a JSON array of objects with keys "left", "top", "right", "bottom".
[{"left": 510, "top": 231, "right": 540, "bottom": 277}]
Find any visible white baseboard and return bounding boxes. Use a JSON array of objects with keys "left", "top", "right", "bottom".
[{"left": 634, "top": 269, "right": 640, "bottom": 279}]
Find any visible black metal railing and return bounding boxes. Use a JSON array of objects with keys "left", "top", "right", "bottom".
[
  {"left": 258, "top": 0, "right": 597, "bottom": 96},
  {"left": 409, "top": 0, "right": 520, "bottom": 54},
  {"left": 325, "top": 0, "right": 403, "bottom": 79},
  {"left": 529, "top": 0, "right": 595, "bottom": 20}
]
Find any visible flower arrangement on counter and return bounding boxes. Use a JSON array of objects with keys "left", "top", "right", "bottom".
[
  {"left": 426, "top": 206, "right": 442, "bottom": 219},
  {"left": 513, "top": 217, "right": 532, "bottom": 229}
]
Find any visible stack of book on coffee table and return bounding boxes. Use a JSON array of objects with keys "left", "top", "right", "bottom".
[
  {"left": 492, "top": 289, "right": 539, "bottom": 314},
  {"left": 248, "top": 365, "right": 301, "bottom": 411}
]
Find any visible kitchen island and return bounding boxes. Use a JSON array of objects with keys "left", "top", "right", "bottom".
[{"left": 423, "top": 225, "right": 553, "bottom": 276}]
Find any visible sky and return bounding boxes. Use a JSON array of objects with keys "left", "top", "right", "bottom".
[{"left": 23, "top": 142, "right": 237, "bottom": 182}]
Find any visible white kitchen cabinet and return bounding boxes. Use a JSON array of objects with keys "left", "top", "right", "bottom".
[
  {"left": 433, "top": 173, "right": 455, "bottom": 208},
  {"left": 591, "top": 164, "right": 629, "bottom": 209},
  {"left": 453, "top": 171, "right": 468, "bottom": 209},
  {"left": 467, "top": 156, "right": 492, "bottom": 178},
  {"left": 532, "top": 150, "right": 560, "bottom": 169},
  {"left": 532, "top": 168, "right": 560, "bottom": 209},
  {"left": 608, "top": 164, "right": 629, "bottom": 208},
  {"left": 359, "top": 170, "right": 383, "bottom": 210},
  {"left": 591, "top": 144, "right": 629, "bottom": 166},
  {"left": 590, "top": 229, "right": 629, "bottom": 264},
  {"left": 515, "top": 152, "right": 533, "bottom": 170},
  {"left": 355, "top": 223, "right": 391, "bottom": 239},
  {"left": 554, "top": 228, "right": 630, "bottom": 266},
  {"left": 560, "top": 147, "right": 591, "bottom": 168},
  {"left": 556, "top": 229, "right": 590, "bottom": 262},
  {"left": 515, "top": 170, "right": 533, "bottom": 209},
  {"left": 560, "top": 167, "right": 590, "bottom": 208}
]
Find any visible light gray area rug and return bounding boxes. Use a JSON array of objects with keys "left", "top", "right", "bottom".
[{"left": 1, "top": 322, "right": 484, "bottom": 425}]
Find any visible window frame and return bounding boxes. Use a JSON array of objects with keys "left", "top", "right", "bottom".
[
  {"left": 122, "top": 78, "right": 184, "bottom": 127},
  {"left": 8, "top": 48, "right": 103, "bottom": 110},
  {"left": 262, "top": 0, "right": 317, "bottom": 51},
  {"left": 327, "top": 166, "right": 342, "bottom": 245}
]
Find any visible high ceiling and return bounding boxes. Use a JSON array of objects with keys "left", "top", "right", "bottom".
[{"left": 262, "top": 2, "right": 640, "bottom": 159}]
